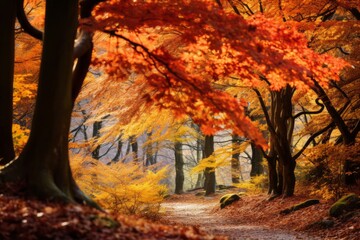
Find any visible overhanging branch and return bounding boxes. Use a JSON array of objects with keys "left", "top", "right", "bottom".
[
  {"left": 16, "top": 0, "right": 43, "bottom": 40},
  {"left": 292, "top": 98, "right": 324, "bottom": 119}
]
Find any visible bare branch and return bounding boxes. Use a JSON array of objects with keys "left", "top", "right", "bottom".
[
  {"left": 292, "top": 122, "right": 335, "bottom": 161},
  {"left": 293, "top": 98, "right": 324, "bottom": 119},
  {"left": 16, "top": 0, "right": 43, "bottom": 40}
]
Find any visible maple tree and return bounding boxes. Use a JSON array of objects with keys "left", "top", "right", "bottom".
[
  {"left": 0, "top": 0, "right": 350, "bottom": 206},
  {"left": 211, "top": 0, "right": 359, "bottom": 196}
]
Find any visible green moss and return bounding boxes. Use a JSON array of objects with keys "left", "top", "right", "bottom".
[
  {"left": 220, "top": 193, "right": 240, "bottom": 209},
  {"left": 220, "top": 194, "right": 232, "bottom": 204},
  {"left": 329, "top": 193, "right": 360, "bottom": 217},
  {"left": 329, "top": 202, "right": 347, "bottom": 217},
  {"left": 337, "top": 193, "right": 359, "bottom": 204}
]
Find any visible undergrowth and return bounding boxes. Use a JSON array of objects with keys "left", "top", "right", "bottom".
[{"left": 71, "top": 154, "right": 168, "bottom": 218}]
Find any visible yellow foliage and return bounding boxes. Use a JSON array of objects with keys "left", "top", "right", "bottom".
[
  {"left": 71, "top": 154, "right": 168, "bottom": 217},
  {"left": 13, "top": 74, "right": 37, "bottom": 106},
  {"left": 12, "top": 123, "right": 30, "bottom": 154},
  {"left": 192, "top": 141, "right": 250, "bottom": 173},
  {"left": 234, "top": 175, "right": 268, "bottom": 194},
  {"left": 298, "top": 143, "right": 360, "bottom": 199}
]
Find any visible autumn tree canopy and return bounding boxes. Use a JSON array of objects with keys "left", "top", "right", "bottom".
[{"left": 0, "top": 0, "right": 350, "bottom": 204}]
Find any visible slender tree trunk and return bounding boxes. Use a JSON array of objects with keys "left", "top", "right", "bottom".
[
  {"left": 0, "top": 0, "right": 16, "bottom": 165},
  {"left": 129, "top": 136, "right": 138, "bottom": 162},
  {"left": 145, "top": 132, "right": 156, "bottom": 166},
  {"left": 91, "top": 121, "right": 102, "bottom": 159},
  {"left": 174, "top": 141, "right": 184, "bottom": 194},
  {"left": 312, "top": 81, "right": 354, "bottom": 144},
  {"left": 250, "top": 142, "right": 264, "bottom": 177},
  {"left": 231, "top": 134, "right": 241, "bottom": 183},
  {"left": 312, "top": 82, "right": 357, "bottom": 185},
  {"left": 203, "top": 135, "right": 216, "bottom": 195},
  {"left": 195, "top": 129, "right": 204, "bottom": 188},
  {"left": 111, "top": 136, "right": 122, "bottom": 163}
]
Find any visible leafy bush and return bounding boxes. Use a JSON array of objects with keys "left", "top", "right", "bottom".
[
  {"left": 300, "top": 143, "right": 360, "bottom": 200},
  {"left": 71, "top": 154, "right": 168, "bottom": 217},
  {"left": 234, "top": 174, "right": 268, "bottom": 193}
]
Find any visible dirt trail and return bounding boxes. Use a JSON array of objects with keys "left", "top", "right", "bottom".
[{"left": 161, "top": 196, "right": 317, "bottom": 240}]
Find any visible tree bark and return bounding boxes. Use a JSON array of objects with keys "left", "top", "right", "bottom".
[
  {"left": 231, "top": 134, "right": 241, "bottom": 183},
  {"left": 174, "top": 141, "right": 184, "bottom": 194},
  {"left": 1, "top": 0, "right": 97, "bottom": 208},
  {"left": 250, "top": 142, "right": 264, "bottom": 177},
  {"left": 203, "top": 135, "right": 216, "bottom": 195},
  {"left": 129, "top": 136, "right": 138, "bottom": 162},
  {"left": 91, "top": 121, "right": 102, "bottom": 159},
  {"left": 312, "top": 81, "right": 355, "bottom": 145},
  {"left": 266, "top": 86, "right": 296, "bottom": 196},
  {"left": 0, "top": 0, "right": 16, "bottom": 165}
]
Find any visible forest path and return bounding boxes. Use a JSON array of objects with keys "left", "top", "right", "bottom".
[{"left": 160, "top": 193, "right": 315, "bottom": 240}]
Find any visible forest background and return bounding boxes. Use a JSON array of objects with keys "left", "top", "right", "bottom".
[{"left": 0, "top": 0, "right": 359, "bottom": 237}]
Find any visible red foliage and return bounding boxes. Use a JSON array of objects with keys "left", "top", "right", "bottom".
[{"left": 86, "top": 0, "right": 349, "bottom": 148}]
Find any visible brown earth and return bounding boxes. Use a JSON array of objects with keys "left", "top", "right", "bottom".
[{"left": 0, "top": 186, "right": 359, "bottom": 239}]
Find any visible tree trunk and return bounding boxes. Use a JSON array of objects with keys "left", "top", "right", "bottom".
[
  {"left": 312, "top": 81, "right": 354, "bottom": 145},
  {"left": 203, "top": 135, "right": 216, "bottom": 195},
  {"left": 91, "top": 121, "right": 102, "bottom": 160},
  {"left": 312, "top": 82, "right": 357, "bottom": 186},
  {"left": 250, "top": 142, "right": 264, "bottom": 177},
  {"left": 267, "top": 86, "right": 295, "bottom": 196},
  {"left": 283, "top": 160, "right": 296, "bottom": 196},
  {"left": 195, "top": 128, "right": 204, "bottom": 188},
  {"left": 267, "top": 156, "right": 279, "bottom": 195},
  {"left": 111, "top": 136, "right": 123, "bottom": 163},
  {"left": 174, "top": 141, "right": 184, "bottom": 194},
  {"left": 0, "top": 0, "right": 16, "bottom": 165},
  {"left": 130, "top": 136, "right": 138, "bottom": 162},
  {"left": 145, "top": 132, "right": 156, "bottom": 166},
  {"left": 0, "top": 0, "right": 96, "bottom": 207},
  {"left": 231, "top": 134, "right": 241, "bottom": 183}
]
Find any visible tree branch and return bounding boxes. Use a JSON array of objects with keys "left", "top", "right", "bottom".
[
  {"left": 252, "top": 88, "right": 277, "bottom": 139},
  {"left": 16, "top": 0, "right": 43, "bottom": 40},
  {"left": 292, "top": 122, "right": 335, "bottom": 161},
  {"left": 292, "top": 98, "right": 324, "bottom": 119}
]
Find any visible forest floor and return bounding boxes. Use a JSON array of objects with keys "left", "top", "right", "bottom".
[
  {"left": 0, "top": 185, "right": 221, "bottom": 240},
  {"left": 159, "top": 189, "right": 360, "bottom": 240},
  {"left": 0, "top": 186, "right": 359, "bottom": 239}
]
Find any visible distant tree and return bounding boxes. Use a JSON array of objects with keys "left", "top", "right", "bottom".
[
  {"left": 174, "top": 141, "right": 185, "bottom": 194},
  {"left": 203, "top": 135, "right": 216, "bottom": 195}
]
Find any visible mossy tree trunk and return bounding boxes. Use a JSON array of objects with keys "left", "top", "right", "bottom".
[
  {"left": 174, "top": 141, "right": 184, "bottom": 194},
  {"left": 0, "top": 0, "right": 97, "bottom": 207},
  {"left": 203, "top": 135, "right": 216, "bottom": 195},
  {"left": 0, "top": 0, "right": 16, "bottom": 165}
]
